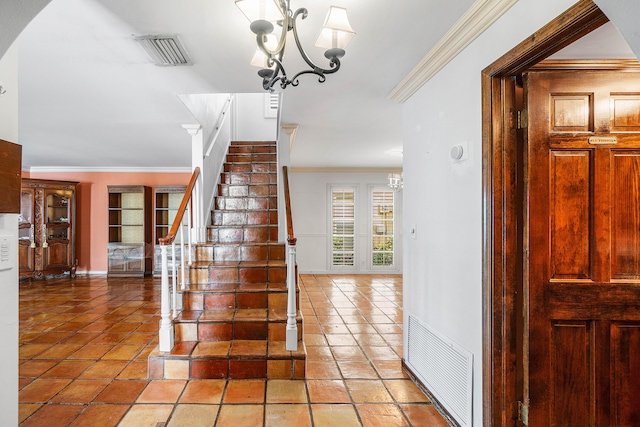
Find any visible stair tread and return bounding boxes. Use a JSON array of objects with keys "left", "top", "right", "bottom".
[
  {"left": 190, "top": 260, "right": 286, "bottom": 267},
  {"left": 207, "top": 224, "right": 277, "bottom": 229},
  {"left": 175, "top": 308, "right": 299, "bottom": 323},
  {"left": 183, "top": 282, "right": 288, "bottom": 292},
  {"left": 150, "top": 340, "right": 306, "bottom": 360},
  {"left": 196, "top": 242, "right": 284, "bottom": 247}
]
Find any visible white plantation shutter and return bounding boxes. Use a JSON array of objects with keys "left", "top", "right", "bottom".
[
  {"left": 371, "top": 189, "right": 394, "bottom": 267},
  {"left": 331, "top": 188, "right": 355, "bottom": 267}
]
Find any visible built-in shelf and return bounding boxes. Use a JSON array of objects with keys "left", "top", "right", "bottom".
[
  {"left": 153, "top": 186, "right": 187, "bottom": 274},
  {"left": 107, "top": 185, "right": 152, "bottom": 277}
]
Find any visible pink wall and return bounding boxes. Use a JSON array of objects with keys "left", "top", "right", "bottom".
[{"left": 25, "top": 171, "right": 191, "bottom": 273}]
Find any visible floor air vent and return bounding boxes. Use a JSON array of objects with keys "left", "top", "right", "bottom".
[{"left": 407, "top": 315, "right": 473, "bottom": 426}]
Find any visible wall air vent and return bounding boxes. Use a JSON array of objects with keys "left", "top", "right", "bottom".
[
  {"left": 264, "top": 93, "right": 279, "bottom": 118},
  {"left": 135, "top": 35, "right": 192, "bottom": 66},
  {"left": 407, "top": 314, "right": 473, "bottom": 427}
]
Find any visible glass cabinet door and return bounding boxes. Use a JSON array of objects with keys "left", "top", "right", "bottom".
[
  {"left": 19, "top": 190, "right": 34, "bottom": 243},
  {"left": 45, "top": 190, "right": 72, "bottom": 241}
]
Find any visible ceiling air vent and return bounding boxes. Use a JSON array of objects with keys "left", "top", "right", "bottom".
[{"left": 135, "top": 35, "right": 192, "bottom": 66}]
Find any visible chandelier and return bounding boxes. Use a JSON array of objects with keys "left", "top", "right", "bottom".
[
  {"left": 235, "top": 0, "right": 355, "bottom": 91},
  {"left": 388, "top": 173, "right": 403, "bottom": 192}
]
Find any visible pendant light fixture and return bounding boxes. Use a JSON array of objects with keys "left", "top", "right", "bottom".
[
  {"left": 235, "top": 0, "right": 355, "bottom": 91},
  {"left": 387, "top": 173, "right": 403, "bottom": 192}
]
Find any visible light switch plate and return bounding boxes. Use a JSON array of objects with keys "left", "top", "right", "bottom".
[{"left": 0, "top": 235, "right": 16, "bottom": 271}]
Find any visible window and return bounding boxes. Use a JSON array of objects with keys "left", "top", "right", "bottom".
[
  {"left": 331, "top": 188, "right": 355, "bottom": 267},
  {"left": 371, "top": 189, "right": 394, "bottom": 267}
]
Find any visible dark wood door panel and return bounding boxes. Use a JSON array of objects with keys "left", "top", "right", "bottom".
[
  {"left": 549, "top": 150, "right": 592, "bottom": 280},
  {"left": 610, "top": 322, "right": 640, "bottom": 426},
  {"left": 611, "top": 95, "right": 640, "bottom": 132},
  {"left": 546, "top": 284, "right": 640, "bottom": 319},
  {"left": 549, "top": 321, "right": 594, "bottom": 427},
  {"left": 527, "top": 70, "right": 640, "bottom": 426},
  {"left": 45, "top": 242, "right": 70, "bottom": 270},
  {"left": 611, "top": 152, "right": 640, "bottom": 279},
  {"left": 18, "top": 244, "right": 34, "bottom": 273}
]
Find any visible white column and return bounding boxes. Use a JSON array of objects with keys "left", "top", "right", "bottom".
[
  {"left": 183, "top": 124, "right": 206, "bottom": 243},
  {"left": 159, "top": 244, "right": 174, "bottom": 352},
  {"left": 286, "top": 239, "right": 298, "bottom": 351}
]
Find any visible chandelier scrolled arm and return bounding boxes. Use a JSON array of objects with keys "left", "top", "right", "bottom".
[
  {"left": 236, "top": 0, "right": 354, "bottom": 90},
  {"left": 290, "top": 8, "right": 343, "bottom": 75}
]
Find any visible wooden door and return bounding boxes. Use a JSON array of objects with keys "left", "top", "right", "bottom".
[{"left": 526, "top": 70, "right": 640, "bottom": 426}]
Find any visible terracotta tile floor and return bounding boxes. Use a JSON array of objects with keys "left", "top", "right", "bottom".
[{"left": 18, "top": 274, "right": 450, "bottom": 426}]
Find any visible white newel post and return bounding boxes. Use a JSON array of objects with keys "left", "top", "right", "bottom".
[
  {"left": 286, "top": 238, "right": 298, "bottom": 351},
  {"left": 183, "top": 124, "right": 206, "bottom": 243},
  {"left": 159, "top": 244, "right": 174, "bottom": 352}
]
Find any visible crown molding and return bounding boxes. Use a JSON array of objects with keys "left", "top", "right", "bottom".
[
  {"left": 388, "top": 0, "right": 517, "bottom": 103},
  {"left": 26, "top": 166, "right": 191, "bottom": 173}
]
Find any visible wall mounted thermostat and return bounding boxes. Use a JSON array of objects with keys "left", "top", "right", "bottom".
[
  {"left": 0, "top": 235, "right": 16, "bottom": 271},
  {"left": 451, "top": 144, "right": 465, "bottom": 160}
]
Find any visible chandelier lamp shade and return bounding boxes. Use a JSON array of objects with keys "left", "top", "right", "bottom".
[{"left": 235, "top": 0, "right": 355, "bottom": 90}]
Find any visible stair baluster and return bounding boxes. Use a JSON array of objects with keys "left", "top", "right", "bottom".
[
  {"left": 283, "top": 166, "right": 298, "bottom": 351},
  {"left": 158, "top": 166, "right": 201, "bottom": 352}
]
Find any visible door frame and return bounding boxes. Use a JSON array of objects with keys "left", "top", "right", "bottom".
[{"left": 481, "top": 1, "right": 609, "bottom": 425}]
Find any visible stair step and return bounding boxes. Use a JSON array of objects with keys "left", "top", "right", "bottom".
[
  {"left": 180, "top": 282, "right": 294, "bottom": 312},
  {"left": 196, "top": 242, "right": 284, "bottom": 262},
  {"left": 226, "top": 153, "right": 276, "bottom": 163},
  {"left": 208, "top": 225, "right": 278, "bottom": 244},
  {"left": 219, "top": 172, "right": 277, "bottom": 185},
  {"left": 228, "top": 146, "right": 276, "bottom": 154},
  {"left": 224, "top": 162, "right": 277, "bottom": 173},
  {"left": 189, "top": 260, "right": 287, "bottom": 285},
  {"left": 174, "top": 311, "right": 302, "bottom": 342},
  {"left": 211, "top": 211, "right": 278, "bottom": 226},
  {"left": 148, "top": 340, "right": 306, "bottom": 380},
  {"left": 151, "top": 340, "right": 305, "bottom": 360},
  {"left": 184, "top": 282, "right": 287, "bottom": 293},
  {"left": 217, "top": 183, "right": 277, "bottom": 197},
  {"left": 215, "top": 196, "right": 277, "bottom": 211},
  {"left": 175, "top": 308, "right": 300, "bottom": 323}
]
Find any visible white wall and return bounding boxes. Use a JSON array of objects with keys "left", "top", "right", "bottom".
[
  {"left": 401, "top": 0, "right": 578, "bottom": 425},
  {"left": 0, "top": 42, "right": 20, "bottom": 426},
  {"left": 233, "top": 93, "right": 277, "bottom": 142},
  {"left": 291, "top": 171, "right": 402, "bottom": 274}
]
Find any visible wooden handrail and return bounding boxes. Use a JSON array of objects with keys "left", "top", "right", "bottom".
[
  {"left": 159, "top": 166, "right": 200, "bottom": 246},
  {"left": 282, "top": 166, "right": 296, "bottom": 245}
]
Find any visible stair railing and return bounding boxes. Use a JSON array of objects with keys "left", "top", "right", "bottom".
[
  {"left": 282, "top": 166, "right": 298, "bottom": 351},
  {"left": 158, "top": 166, "right": 201, "bottom": 352},
  {"left": 205, "top": 95, "right": 234, "bottom": 157}
]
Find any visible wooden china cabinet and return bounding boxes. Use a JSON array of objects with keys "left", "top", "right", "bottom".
[{"left": 19, "top": 179, "right": 78, "bottom": 279}]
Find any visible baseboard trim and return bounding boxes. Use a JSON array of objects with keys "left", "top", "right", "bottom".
[
  {"left": 75, "top": 270, "right": 108, "bottom": 276},
  {"left": 402, "top": 359, "right": 459, "bottom": 427}
]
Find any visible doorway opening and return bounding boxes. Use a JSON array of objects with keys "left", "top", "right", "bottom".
[{"left": 481, "top": 1, "right": 616, "bottom": 425}]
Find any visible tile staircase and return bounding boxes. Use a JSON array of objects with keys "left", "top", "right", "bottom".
[{"left": 148, "top": 141, "right": 306, "bottom": 380}]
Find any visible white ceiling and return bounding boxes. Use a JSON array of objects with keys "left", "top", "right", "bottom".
[{"left": 13, "top": 0, "right": 636, "bottom": 170}]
